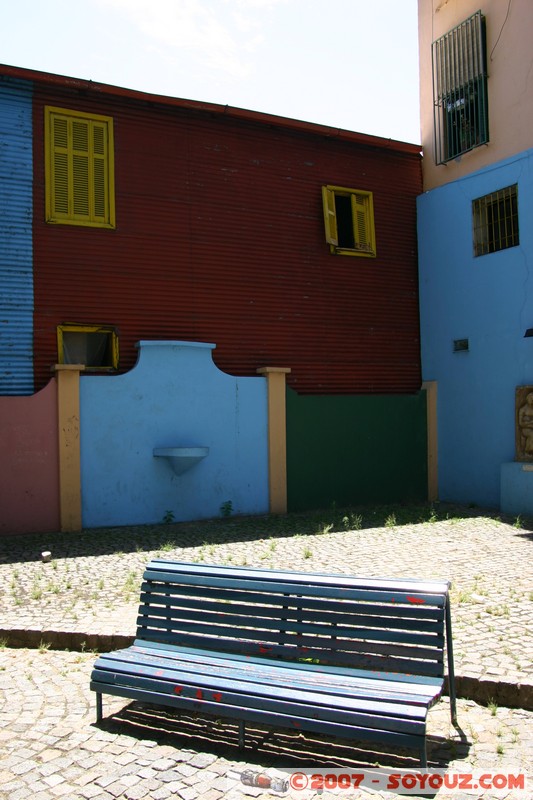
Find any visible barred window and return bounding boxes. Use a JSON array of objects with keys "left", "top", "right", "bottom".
[
  {"left": 432, "top": 11, "right": 488, "bottom": 165},
  {"left": 472, "top": 185, "right": 519, "bottom": 257}
]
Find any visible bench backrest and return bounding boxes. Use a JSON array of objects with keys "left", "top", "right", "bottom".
[{"left": 135, "top": 560, "right": 450, "bottom": 679}]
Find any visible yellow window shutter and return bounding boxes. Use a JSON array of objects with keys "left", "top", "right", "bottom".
[
  {"left": 92, "top": 122, "right": 107, "bottom": 219},
  {"left": 51, "top": 117, "right": 69, "bottom": 216},
  {"left": 322, "top": 186, "right": 338, "bottom": 246},
  {"left": 352, "top": 194, "right": 369, "bottom": 247},
  {"left": 53, "top": 116, "right": 68, "bottom": 149},
  {"left": 73, "top": 155, "right": 89, "bottom": 216},
  {"left": 72, "top": 119, "right": 89, "bottom": 151},
  {"left": 351, "top": 193, "right": 375, "bottom": 254},
  {"left": 53, "top": 152, "right": 69, "bottom": 215},
  {"left": 92, "top": 124, "right": 105, "bottom": 155},
  {"left": 71, "top": 120, "right": 90, "bottom": 217},
  {"left": 45, "top": 106, "right": 115, "bottom": 228}
]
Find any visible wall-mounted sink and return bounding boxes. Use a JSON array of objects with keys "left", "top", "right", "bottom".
[{"left": 153, "top": 446, "right": 209, "bottom": 476}]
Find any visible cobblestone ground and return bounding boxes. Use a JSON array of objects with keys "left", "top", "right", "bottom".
[
  {"left": 1, "top": 511, "right": 532, "bottom": 699},
  {"left": 0, "top": 648, "right": 531, "bottom": 800},
  {"left": 0, "top": 507, "right": 532, "bottom": 798}
]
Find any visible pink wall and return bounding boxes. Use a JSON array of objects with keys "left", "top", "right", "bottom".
[{"left": 0, "top": 379, "right": 60, "bottom": 535}]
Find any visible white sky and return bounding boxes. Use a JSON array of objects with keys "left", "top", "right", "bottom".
[{"left": 0, "top": 0, "right": 421, "bottom": 144}]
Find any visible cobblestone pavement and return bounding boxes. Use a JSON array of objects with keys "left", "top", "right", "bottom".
[
  {"left": 0, "top": 508, "right": 532, "bottom": 798},
  {"left": 1, "top": 510, "right": 532, "bottom": 707},
  {"left": 0, "top": 648, "right": 531, "bottom": 800}
]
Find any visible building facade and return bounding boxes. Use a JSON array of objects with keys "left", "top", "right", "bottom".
[
  {"left": 0, "top": 64, "right": 423, "bottom": 398},
  {"left": 0, "top": 64, "right": 429, "bottom": 533},
  {"left": 417, "top": 0, "right": 533, "bottom": 511}
]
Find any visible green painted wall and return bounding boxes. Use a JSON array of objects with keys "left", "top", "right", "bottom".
[{"left": 286, "top": 389, "right": 428, "bottom": 511}]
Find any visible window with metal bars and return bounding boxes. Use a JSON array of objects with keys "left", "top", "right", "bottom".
[
  {"left": 472, "top": 185, "right": 519, "bottom": 257},
  {"left": 45, "top": 106, "right": 115, "bottom": 228},
  {"left": 432, "top": 11, "right": 488, "bottom": 164}
]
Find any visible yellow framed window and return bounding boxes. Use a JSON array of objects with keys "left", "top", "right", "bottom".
[
  {"left": 322, "top": 185, "right": 376, "bottom": 257},
  {"left": 45, "top": 107, "right": 115, "bottom": 228},
  {"left": 57, "top": 324, "right": 119, "bottom": 370}
]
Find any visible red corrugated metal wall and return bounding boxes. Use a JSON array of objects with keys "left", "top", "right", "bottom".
[{"left": 32, "top": 86, "right": 422, "bottom": 394}]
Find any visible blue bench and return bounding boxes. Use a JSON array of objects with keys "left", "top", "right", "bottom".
[{"left": 90, "top": 560, "right": 457, "bottom": 767}]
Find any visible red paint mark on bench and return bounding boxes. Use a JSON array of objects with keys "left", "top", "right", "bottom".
[
  {"left": 213, "top": 692, "right": 222, "bottom": 702},
  {"left": 407, "top": 596, "right": 425, "bottom": 604},
  {"left": 259, "top": 644, "right": 272, "bottom": 654},
  {"left": 173, "top": 686, "right": 183, "bottom": 695},
  {"left": 196, "top": 689, "right": 204, "bottom": 700}
]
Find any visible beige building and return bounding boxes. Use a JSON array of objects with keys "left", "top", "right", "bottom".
[{"left": 418, "top": 0, "right": 532, "bottom": 190}]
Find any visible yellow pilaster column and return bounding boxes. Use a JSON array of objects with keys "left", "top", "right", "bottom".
[
  {"left": 54, "top": 364, "right": 85, "bottom": 532},
  {"left": 423, "top": 381, "right": 438, "bottom": 503},
  {"left": 257, "top": 366, "right": 291, "bottom": 514}
]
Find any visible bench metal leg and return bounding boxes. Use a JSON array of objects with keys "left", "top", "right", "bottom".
[
  {"left": 420, "top": 740, "right": 427, "bottom": 769},
  {"left": 96, "top": 692, "right": 103, "bottom": 723},
  {"left": 238, "top": 720, "right": 246, "bottom": 750},
  {"left": 445, "top": 601, "right": 458, "bottom": 725}
]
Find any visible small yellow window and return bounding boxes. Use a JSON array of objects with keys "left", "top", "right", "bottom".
[
  {"left": 57, "top": 324, "right": 119, "bottom": 370},
  {"left": 322, "top": 185, "right": 376, "bottom": 257},
  {"left": 45, "top": 107, "right": 115, "bottom": 228}
]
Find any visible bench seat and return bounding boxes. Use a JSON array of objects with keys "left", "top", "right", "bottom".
[{"left": 90, "top": 560, "right": 456, "bottom": 766}]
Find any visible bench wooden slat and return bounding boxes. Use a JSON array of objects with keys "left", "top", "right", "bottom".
[
  {"left": 142, "top": 571, "right": 447, "bottom": 607},
  {"left": 137, "top": 596, "right": 445, "bottom": 630},
  {"left": 135, "top": 618, "right": 444, "bottom": 658},
  {"left": 89, "top": 679, "right": 426, "bottom": 751},
  {"left": 92, "top": 652, "right": 431, "bottom": 727},
  {"left": 139, "top": 588, "right": 446, "bottom": 623},
  {"left": 138, "top": 607, "right": 445, "bottom": 657},
  {"left": 92, "top": 660, "right": 427, "bottom": 723},
  {"left": 91, "top": 669, "right": 426, "bottom": 737},
  {"left": 95, "top": 647, "right": 440, "bottom": 708},
  {"left": 134, "top": 629, "right": 445, "bottom": 676},
  {"left": 100, "top": 646, "right": 438, "bottom": 705},
  {"left": 137, "top": 607, "right": 444, "bottom": 647},
  {"left": 146, "top": 560, "right": 450, "bottom": 596},
  {"left": 135, "top": 640, "right": 445, "bottom": 693},
  {"left": 136, "top": 624, "right": 444, "bottom": 666}
]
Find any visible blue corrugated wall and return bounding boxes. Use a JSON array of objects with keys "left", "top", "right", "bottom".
[{"left": 0, "top": 78, "right": 34, "bottom": 395}]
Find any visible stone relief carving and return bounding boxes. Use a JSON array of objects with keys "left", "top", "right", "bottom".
[{"left": 516, "top": 386, "right": 533, "bottom": 461}]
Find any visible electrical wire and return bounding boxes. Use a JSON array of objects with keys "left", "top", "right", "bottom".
[{"left": 490, "top": 0, "right": 513, "bottom": 61}]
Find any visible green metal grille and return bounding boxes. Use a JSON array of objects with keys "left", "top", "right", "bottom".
[
  {"left": 472, "top": 185, "right": 519, "bottom": 257},
  {"left": 432, "top": 11, "right": 488, "bottom": 164}
]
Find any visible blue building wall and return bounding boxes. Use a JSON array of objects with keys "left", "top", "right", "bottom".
[
  {"left": 418, "top": 148, "right": 533, "bottom": 508},
  {"left": 0, "top": 78, "right": 34, "bottom": 395},
  {"left": 80, "top": 340, "right": 269, "bottom": 527}
]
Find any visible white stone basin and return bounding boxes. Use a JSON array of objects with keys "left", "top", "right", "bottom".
[{"left": 153, "top": 446, "right": 209, "bottom": 475}]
